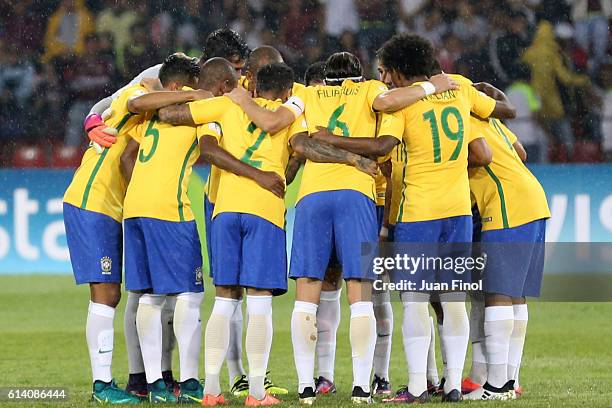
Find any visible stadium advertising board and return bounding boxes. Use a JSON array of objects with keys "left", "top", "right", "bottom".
[{"left": 0, "top": 165, "right": 611, "bottom": 274}]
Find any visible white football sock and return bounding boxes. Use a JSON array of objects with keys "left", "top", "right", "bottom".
[
  {"left": 468, "top": 297, "right": 487, "bottom": 384},
  {"left": 350, "top": 301, "right": 376, "bottom": 392},
  {"left": 161, "top": 295, "right": 177, "bottom": 374},
  {"left": 401, "top": 292, "right": 430, "bottom": 396},
  {"left": 484, "top": 305, "right": 514, "bottom": 388},
  {"left": 174, "top": 292, "right": 203, "bottom": 382},
  {"left": 246, "top": 296, "right": 273, "bottom": 400},
  {"left": 426, "top": 317, "right": 440, "bottom": 385},
  {"left": 439, "top": 293, "right": 469, "bottom": 394},
  {"left": 227, "top": 298, "right": 246, "bottom": 383},
  {"left": 291, "top": 301, "right": 318, "bottom": 393},
  {"left": 373, "top": 292, "right": 393, "bottom": 380},
  {"left": 137, "top": 294, "right": 166, "bottom": 383},
  {"left": 438, "top": 322, "right": 447, "bottom": 380},
  {"left": 316, "top": 289, "right": 341, "bottom": 381},
  {"left": 87, "top": 302, "right": 115, "bottom": 383},
  {"left": 124, "top": 292, "right": 145, "bottom": 374},
  {"left": 470, "top": 342, "right": 487, "bottom": 385},
  {"left": 508, "top": 304, "right": 528, "bottom": 385},
  {"left": 205, "top": 297, "right": 238, "bottom": 396}
]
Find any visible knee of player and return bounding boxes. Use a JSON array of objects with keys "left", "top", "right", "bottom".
[{"left": 90, "top": 284, "right": 122, "bottom": 308}]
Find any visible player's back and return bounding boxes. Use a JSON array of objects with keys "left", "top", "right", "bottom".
[
  {"left": 469, "top": 117, "right": 550, "bottom": 230},
  {"left": 296, "top": 79, "right": 388, "bottom": 202},
  {"left": 394, "top": 75, "right": 496, "bottom": 223},
  {"left": 63, "top": 84, "right": 146, "bottom": 222},
  {"left": 213, "top": 97, "right": 305, "bottom": 229},
  {"left": 123, "top": 115, "right": 201, "bottom": 222}
]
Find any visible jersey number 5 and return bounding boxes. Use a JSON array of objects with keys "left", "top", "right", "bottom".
[
  {"left": 240, "top": 122, "right": 266, "bottom": 168},
  {"left": 139, "top": 117, "right": 159, "bottom": 163},
  {"left": 423, "top": 107, "right": 464, "bottom": 163}
]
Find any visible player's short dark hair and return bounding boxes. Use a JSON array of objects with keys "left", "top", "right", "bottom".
[
  {"left": 202, "top": 28, "right": 250, "bottom": 62},
  {"left": 159, "top": 53, "right": 200, "bottom": 86},
  {"left": 324, "top": 52, "right": 362, "bottom": 84},
  {"left": 199, "top": 57, "right": 237, "bottom": 89},
  {"left": 256, "top": 63, "right": 294, "bottom": 95},
  {"left": 304, "top": 61, "right": 326, "bottom": 86},
  {"left": 377, "top": 34, "right": 435, "bottom": 79}
]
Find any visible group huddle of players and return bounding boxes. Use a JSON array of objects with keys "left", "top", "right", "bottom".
[{"left": 62, "top": 27, "right": 550, "bottom": 405}]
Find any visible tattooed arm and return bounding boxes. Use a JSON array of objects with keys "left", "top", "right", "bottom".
[
  {"left": 157, "top": 104, "right": 196, "bottom": 126},
  {"left": 290, "top": 132, "right": 378, "bottom": 177}
]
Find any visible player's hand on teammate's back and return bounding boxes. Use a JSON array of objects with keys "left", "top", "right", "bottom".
[
  {"left": 353, "top": 156, "right": 378, "bottom": 178},
  {"left": 429, "top": 73, "right": 459, "bottom": 93},
  {"left": 140, "top": 77, "right": 163, "bottom": 92},
  {"left": 84, "top": 112, "right": 118, "bottom": 149},
  {"left": 225, "top": 86, "right": 250, "bottom": 104},
  {"left": 255, "top": 170, "right": 286, "bottom": 198}
]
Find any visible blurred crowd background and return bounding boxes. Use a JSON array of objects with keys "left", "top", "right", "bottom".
[{"left": 1, "top": 0, "right": 612, "bottom": 167}]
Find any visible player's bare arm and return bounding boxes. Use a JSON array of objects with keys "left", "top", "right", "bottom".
[
  {"left": 158, "top": 104, "right": 196, "bottom": 126},
  {"left": 311, "top": 126, "right": 400, "bottom": 158},
  {"left": 127, "top": 89, "right": 213, "bottom": 115},
  {"left": 468, "top": 138, "right": 493, "bottom": 167},
  {"left": 373, "top": 73, "right": 459, "bottom": 112},
  {"left": 199, "top": 135, "right": 285, "bottom": 198},
  {"left": 120, "top": 138, "right": 140, "bottom": 181},
  {"left": 379, "top": 159, "right": 393, "bottom": 230},
  {"left": 473, "top": 82, "right": 517, "bottom": 119},
  {"left": 513, "top": 141, "right": 527, "bottom": 162},
  {"left": 290, "top": 132, "right": 378, "bottom": 178},
  {"left": 226, "top": 86, "right": 295, "bottom": 134},
  {"left": 285, "top": 154, "right": 305, "bottom": 185}
]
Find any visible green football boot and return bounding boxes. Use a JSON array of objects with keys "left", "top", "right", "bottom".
[
  {"left": 231, "top": 374, "right": 250, "bottom": 397},
  {"left": 178, "top": 378, "right": 204, "bottom": 404},
  {"left": 91, "top": 380, "right": 141, "bottom": 404},
  {"left": 264, "top": 371, "right": 288, "bottom": 395},
  {"left": 148, "top": 378, "right": 178, "bottom": 404}
]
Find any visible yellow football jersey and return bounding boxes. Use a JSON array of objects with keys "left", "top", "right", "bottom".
[
  {"left": 123, "top": 116, "right": 206, "bottom": 222},
  {"left": 389, "top": 143, "right": 407, "bottom": 226},
  {"left": 63, "top": 84, "right": 146, "bottom": 222},
  {"left": 469, "top": 117, "right": 550, "bottom": 231},
  {"left": 189, "top": 96, "right": 307, "bottom": 228},
  {"left": 286, "top": 79, "right": 400, "bottom": 203},
  {"left": 387, "top": 75, "right": 497, "bottom": 222}
]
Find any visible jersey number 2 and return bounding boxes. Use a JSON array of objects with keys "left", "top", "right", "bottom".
[
  {"left": 423, "top": 107, "right": 464, "bottom": 163},
  {"left": 240, "top": 122, "right": 266, "bottom": 168}
]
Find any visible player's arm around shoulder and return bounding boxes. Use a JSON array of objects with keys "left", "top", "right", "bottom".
[
  {"left": 127, "top": 87, "right": 212, "bottom": 115},
  {"left": 225, "top": 85, "right": 301, "bottom": 134},
  {"left": 372, "top": 73, "right": 459, "bottom": 112},
  {"left": 472, "top": 81, "right": 516, "bottom": 120}
]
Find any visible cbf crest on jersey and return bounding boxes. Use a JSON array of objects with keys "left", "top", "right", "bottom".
[
  {"left": 195, "top": 267, "right": 203, "bottom": 285},
  {"left": 100, "top": 256, "right": 112, "bottom": 275}
]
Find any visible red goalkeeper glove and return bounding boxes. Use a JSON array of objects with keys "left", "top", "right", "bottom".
[{"left": 84, "top": 113, "right": 118, "bottom": 151}]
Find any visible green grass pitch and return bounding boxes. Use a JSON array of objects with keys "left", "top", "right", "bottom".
[{"left": 2, "top": 275, "right": 612, "bottom": 407}]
